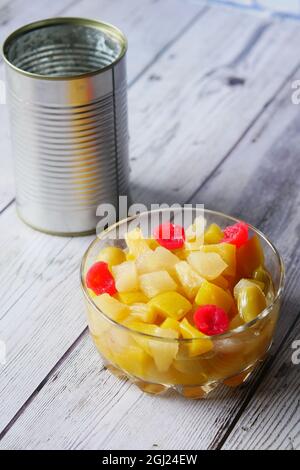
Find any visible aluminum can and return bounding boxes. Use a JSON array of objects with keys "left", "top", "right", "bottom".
[{"left": 2, "top": 18, "right": 129, "bottom": 235}]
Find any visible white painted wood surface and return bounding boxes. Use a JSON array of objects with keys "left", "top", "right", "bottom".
[{"left": 0, "top": 0, "right": 299, "bottom": 450}]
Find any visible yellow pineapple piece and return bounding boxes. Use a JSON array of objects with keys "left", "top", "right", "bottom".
[
  {"left": 148, "top": 328, "right": 179, "bottom": 372},
  {"left": 187, "top": 251, "right": 228, "bottom": 281},
  {"left": 116, "top": 291, "right": 148, "bottom": 305},
  {"left": 185, "top": 215, "right": 206, "bottom": 241},
  {"left": 135, "top": 250, "right": 158, "bottom": 274},
  {"left": 124, "top": 319, "right": 157, "bottom": 354},
  {"left": 149, "top": 291, "right": 192, "bottom": 320},
  {"left": 199, "top": 243, "right": 236, "bottom": 277},
  {"left": 125, "top": 227, "right": 152, "bottom": 259},
  {"left": 126, "top": 320, "right": 179, "bottom": 371},
  {"left": 154, "top": 246, "right": 180, "bottom": 275},
  {"left": 112, "top": 261, "right": 139, "bottom": 292},
  {"left": 186, "top": 217, "right": 205, "bottom": 241},
  {"left": 136, "top": 246, "right": 180, "bottom": 276},
  {"left": 113, "top": 344, "right": 151, "bottom": 378},
  {"left": 93, "top": 294, "right": 129, "bottom": 321},
  {"left": 204, "top": 223, "right": 223, "bottom": 244},
  {"left": 160, "top": 318, "right": 181, "bottom": 334},
  {"left": 96, "top": 246, "right": 126, "bottom": 269},
  {"left": 125, "top": 320, "right": 158, "bottom": 336},
  {"left": 174, "top": 261, "right": 205, "bottom": 299},
  {"left": 195, "top": 280, "right": 234, "bottom": 313},
  {"left": 184, "top": 216, "right": 206, "bottom": 251},
  {"left": 129, "top": 303, "right": 157, "bottom": 323},
  {"left": 86, "top": 302, "right": 111, "bottom": 336},
  {"left": 234, "top": 279, "right": 267, "bottom": 323},
  {"left": 179, "top": 318, "right": 213, "bottom": 356},
  {"left": 139, "top": 271, "right": 177, "bottom": 298}
]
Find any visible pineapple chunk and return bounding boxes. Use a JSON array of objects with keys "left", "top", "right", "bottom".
[
  {"left": 154, "top": 247, "right": 180, "bottom": 275},
  {"left": 149, "top": 292, "right": 192, "bottom": 320},
  {"left": 199, "top": 243, "right": 236, "bottom": 277},
  {"left": 185, "top": 215, "right": 206, "bottom": 241},
  {"left": 187, "top": 251, "right": 228, "bottom": 280},
  {"left": 185, "top": 216, "right": 206, "bottom": 251},
  {"left": 148, "top": 328, "right": 178, "bottom": 372},
  {"left": 93, "top": 294, "right": 129, "bottom": 321},
  {"left": 86, "top": 302, "right": 111, "bottom": 336},
  {"left": 129, "top": 303, "right": 157, "bottom": 323},
  {"left": 96, "top": 246, "right": 126, "bottom": 269},
  {"left": 125, "top": 320, "right": 158, "bottom": 337},
  {"left": 139, "top": 271, "right": 177, "bottom": 298},
  {"left": 116, "top": 292, "right": 148, "bottom": 305},
  {"left": 204, "top": 223, "right": 223, "bottom": 244},
  {"left": 127, "top": 320, "right": 179, "bottom": 371},
  {"left": 135, "top": 250, "right": 158, "bottom": 274},
  {"left": 174, "top": 261, "right": 205, "bottom": 299},
  {"left": 161, "top": 318, "right": 181, "bottom": 334},
  {"left": 112, "top": 261, "right": 139, "bottom": 293},
  {"left": 113, "top": 344, "right": 151, "bottom": 378},
  {"left": 234, "top": 279, "right": 267, "bottom": 323},
  {"left": 125, "top": 227, "right": 152, "bottom": 259},
  {"left": 136, "top": 246, "right": 179, "bottom": 276},
  {"left": 179, "top": 318, "right": 213, "bottom": 356},
  {"left": 195, "top": 280, "right": 234, "bottom": 313}
]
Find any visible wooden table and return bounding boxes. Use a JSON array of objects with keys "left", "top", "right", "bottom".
[{"left": 0, "top": 0, "right": 299, "bottom": 450}]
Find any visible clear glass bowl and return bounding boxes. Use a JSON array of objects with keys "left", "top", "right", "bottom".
[{"left": 80, "top": 208, "right": 285, "bottom": 399}]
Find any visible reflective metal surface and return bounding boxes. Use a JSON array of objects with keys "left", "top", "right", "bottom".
[{"left": 3, "top": 18, "right": 129, "bottom": 235}]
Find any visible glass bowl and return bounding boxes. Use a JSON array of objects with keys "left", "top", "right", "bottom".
[{"left": 80, "top": 208, "right": 285, "bottom": 399}]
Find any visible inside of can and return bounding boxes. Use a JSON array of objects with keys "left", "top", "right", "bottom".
[{"left": 3, "top": 21, "right": 124, "bottom": 77}]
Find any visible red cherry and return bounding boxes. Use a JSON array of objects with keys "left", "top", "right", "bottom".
[
  {"left": 86, "top": 261, "right": 117, "bottom": 296},
  {"left": 221, "top": 221, "right": 248, "bottom": 248},
  {"left": 153, "top": 223, "right": 185, "bottom": 250},
  {"left": 194, "top": 305, "right": 229, "bottom": 336}
]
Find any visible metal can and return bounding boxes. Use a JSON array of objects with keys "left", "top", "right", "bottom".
[{"left": 2, "top": 17, "right": 129, "bottom": 235}]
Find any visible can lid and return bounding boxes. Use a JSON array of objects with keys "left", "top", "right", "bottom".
[{"left": 2, "top": 17, "right": 128, "bottom": 81}]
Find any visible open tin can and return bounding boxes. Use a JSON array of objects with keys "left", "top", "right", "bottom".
[{"left": 2, "top": 18, "right": 129, "bottom": 235}]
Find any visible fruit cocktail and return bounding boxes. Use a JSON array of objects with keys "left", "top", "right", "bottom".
[{"left": 81, "top": 209, "right": 284, "bottom": 398}]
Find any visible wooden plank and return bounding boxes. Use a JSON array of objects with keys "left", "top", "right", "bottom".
[
  {"left": 128, "top": 8, "right": 300, "bottom": 206},
  {"left": 0, "top": 0, "right": 206, "bottom": 433},
  {"left": 1, "top": 29, "right": 300, "bottom": 449},
  {"left": 222, "top": 317, "right": 300, "bottom": 450}
]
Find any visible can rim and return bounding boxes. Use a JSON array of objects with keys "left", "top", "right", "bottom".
[{"left": 2, "top": 17, "right": 128, "bottom": 81}]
